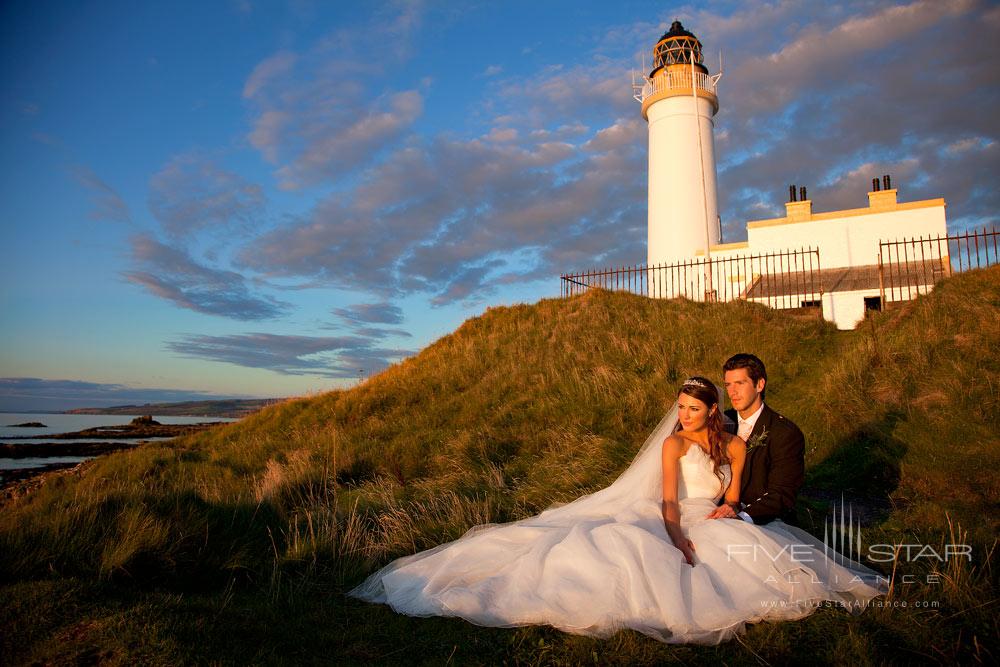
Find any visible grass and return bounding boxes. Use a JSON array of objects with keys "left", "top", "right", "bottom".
[{"left": 2, "top": 266, "right": 998, "bottom": 664}]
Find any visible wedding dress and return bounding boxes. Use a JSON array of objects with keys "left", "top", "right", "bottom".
[{"left": 349, "top": 399, "right": 887, "bottom": 644}]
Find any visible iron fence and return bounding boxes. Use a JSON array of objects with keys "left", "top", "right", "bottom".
[
  {"left": 878, "top": 226, "right": 998, "bottom": 304},
  {"left": 561, "top": 248, "right": 823, "bottom": 310}
]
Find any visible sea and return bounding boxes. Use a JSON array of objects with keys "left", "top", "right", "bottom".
[{"left": 0, "top": 412, "right": 238, "bottom": 471}]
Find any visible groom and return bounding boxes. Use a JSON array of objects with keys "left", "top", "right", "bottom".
[{"left": 706, "top": 353, "right": 805, "bottom": 526}]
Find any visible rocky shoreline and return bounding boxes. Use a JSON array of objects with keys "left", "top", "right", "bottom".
[
  {"left": 0, "top": 417, "right": 227, "bottom": 498},
  {"left": 2, "top": 420, "right": 221, "bottom": 442},
  {"left": 0, "top": 459, "right": 98, "bottom": 504},
  {"left": 1, "top": 440, "right": 160, "bottom": 458}
]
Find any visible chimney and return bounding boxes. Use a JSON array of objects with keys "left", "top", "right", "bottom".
[
  {"left": 785, "top": 183, "right": 812, "bottom": 221},
  {"left": 868, "top": 174, "right": 898, "bottom": 209}
]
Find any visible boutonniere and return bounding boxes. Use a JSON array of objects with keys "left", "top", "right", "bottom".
[{"left": 745, "top": 427, "right": 769, "bottom": 453}]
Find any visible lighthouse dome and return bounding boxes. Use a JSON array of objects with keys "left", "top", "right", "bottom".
[
  {"left": 657, "top": 20, "right": 698, "bottom": 42},
  {"left": 650, "top": 20, "right": 707, "bottom": 76}
]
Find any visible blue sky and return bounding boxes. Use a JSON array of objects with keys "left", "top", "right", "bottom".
[{"left": 1, "top": 0, "right": 997, "bottom": 411}]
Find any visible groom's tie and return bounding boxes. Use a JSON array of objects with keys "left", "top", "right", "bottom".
[
  {"left": 734, "top": 417, "right": 757, "bottom": 524},
  {"left": 737, "top": 418, "right": 753, "bottom": 442}
]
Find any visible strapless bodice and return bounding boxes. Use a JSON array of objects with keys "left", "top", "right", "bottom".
[{"left": 677, "top": 443, "right": 731, "bottom": 503}]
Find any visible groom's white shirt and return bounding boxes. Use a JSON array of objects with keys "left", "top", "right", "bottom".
[{"left": 735, "top": 402, "right": 766, "bottom": 524}]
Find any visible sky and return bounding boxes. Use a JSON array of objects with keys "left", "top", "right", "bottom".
[{"left": 1, "top": 0, "right": 997, "bottom": 412}]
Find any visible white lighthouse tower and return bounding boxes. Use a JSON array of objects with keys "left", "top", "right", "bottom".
[{"left": 637, "top": 21, "right": 722, "bottom": 278}]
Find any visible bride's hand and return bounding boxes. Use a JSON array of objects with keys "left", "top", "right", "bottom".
[
  {"left": 706, "top": 504, "right": 737, "bottom": 520},
  {"left": 677, "top": 538, "right": 696, "bottom": 566}
]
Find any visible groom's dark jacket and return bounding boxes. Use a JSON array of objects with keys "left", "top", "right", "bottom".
[{"left": 724, "top": 404, "right": 805, "bottom": 526}]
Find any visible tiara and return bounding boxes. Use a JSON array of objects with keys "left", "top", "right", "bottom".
[{"left": 682, "top": 378, "right": 708, "bottom": 389}]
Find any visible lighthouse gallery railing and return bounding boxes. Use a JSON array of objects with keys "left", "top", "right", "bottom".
[{"left": 635, "top": 70, "right": 717, "bottom": 104}]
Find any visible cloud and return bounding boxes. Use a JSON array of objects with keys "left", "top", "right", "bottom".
[
  {"left": 327, "top": 302, "right": 411, "bottom": 340},
  {"left": 248, "top": 110, "right": 289, "bottom": 163},
  {"left": 242, "top": 3, "right": 429, "bottom": 189},
  {"left": 723, "top": 0, "right": 977, "bottom": 115},
  {"left": 944, "top": 136, "right": 994, "bottom": 156},
  {"left": 482, "top": 64, "right": 503, "bottom": 77},
  {"left": 529, "top": 123, "right": 590, "bottom": 141},
  {"left": 583, "top": 119, "right": 644, "bottom": 153},
  {"left": 238, "top": 120, "right": 646, "bottom": 304},
  {"left": 493, "top": 58, "right": 635, "bottom": 129},
  {"left": 231, "top": 0, "right": 254, "bottom": 15},
  {"left": 0, "top": 377, "right": 247, "bottom": 412},
  {"left": 166, "top": 333, "right": 413, "bottom": 378},
  {"left": 242, "top": 51, "right": 297, "bottom": 98},
  {"left": 350, "top": 326, "right": 413, "bottom": 339},
  {"left": 148, "top": 154, "right": 266, "bottom": 238},
  {"left": 73, "top": 166, "right": 131, "bottom": 223},
  {"left": 383, "top": 0, "right": 425, "bottom": 40},
  {"left": 485, "top": 127, "right": 519, "bottom": 143},
  {"left": 425, "top": 259, "right": 506, "bottom": 306},
  {"left": 333, "top": 302, "right": 405, "bottom": 325},
  {"left": 273, "top": 90, "right": 424, "bottom": 189},
  {"left": 123, "top": 234, "right": 290, "bottom": 320}
]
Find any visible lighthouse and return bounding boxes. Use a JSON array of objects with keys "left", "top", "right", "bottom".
[
  {"left": 565, "top": 19, "right": 954, "bottom": 332},
  {"left": 637, "top": 21, "right": 721, "bottom": 274}
]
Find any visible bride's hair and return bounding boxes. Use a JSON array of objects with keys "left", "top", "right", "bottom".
[{"left": 677, "top": 376, "right": 730, "bottom": 482}]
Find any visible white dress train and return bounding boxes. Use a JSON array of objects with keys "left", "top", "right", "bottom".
[{"left": 349, "top": 402, "right": 887, "bottom": 644}]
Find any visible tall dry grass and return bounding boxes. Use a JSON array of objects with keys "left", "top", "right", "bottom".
[{"left": 2, "top": 266, "right": 998, "bottom": 664}]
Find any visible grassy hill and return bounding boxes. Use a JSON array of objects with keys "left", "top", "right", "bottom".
[{"left": 2, "top": 266, "right": 998, "bottom": 665}]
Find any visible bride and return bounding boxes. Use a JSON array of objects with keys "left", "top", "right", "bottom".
[{"left": 349, "top": 377, "right": 886, "bottom": 644}]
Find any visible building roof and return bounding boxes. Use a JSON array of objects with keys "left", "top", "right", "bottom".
[
  {"left": 744, "top": 261, "right": 946, "bottom": 298},
  {"left": 745, "top": 197, "right": 946, "bottom": 230}
]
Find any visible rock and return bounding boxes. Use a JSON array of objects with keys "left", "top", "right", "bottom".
[
  {"left": 7, "top": 422, "right": 47, "bottom": 428},
  {"left": 129, "top": 415, "right": 161, "bottom": 426}
]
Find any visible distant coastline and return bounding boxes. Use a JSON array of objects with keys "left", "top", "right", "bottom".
[
  {"left": 61, "top": 398, "right": 284, "bottom": 418},
  {"left": 1, "top": 413, "right": 242, "bottom": 495}
]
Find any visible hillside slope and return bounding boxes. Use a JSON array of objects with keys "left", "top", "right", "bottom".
[{"left": 2, "top": 266, "right": 997, "bottom": 664}]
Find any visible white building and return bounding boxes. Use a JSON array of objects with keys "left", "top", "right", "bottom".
[
  {"left": 699, "top": 186, "right": 947, "bottom": 329},
  {"left": 636, "top": 22, "right": 948, "bottom": 330}
]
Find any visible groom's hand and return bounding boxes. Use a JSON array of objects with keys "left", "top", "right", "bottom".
[{"left": 706, "top": 504, "right": 737, "bottom": 520}]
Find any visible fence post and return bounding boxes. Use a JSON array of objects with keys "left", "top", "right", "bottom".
[
  {"left": 815, "top": 247, "right": 822, "bottom": 305},
  {"left": 918, "top": 235, "right": 928, "bottom": 295},
  {"left": 877, "top": 245, "right": 885, "bottom": 308}
]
